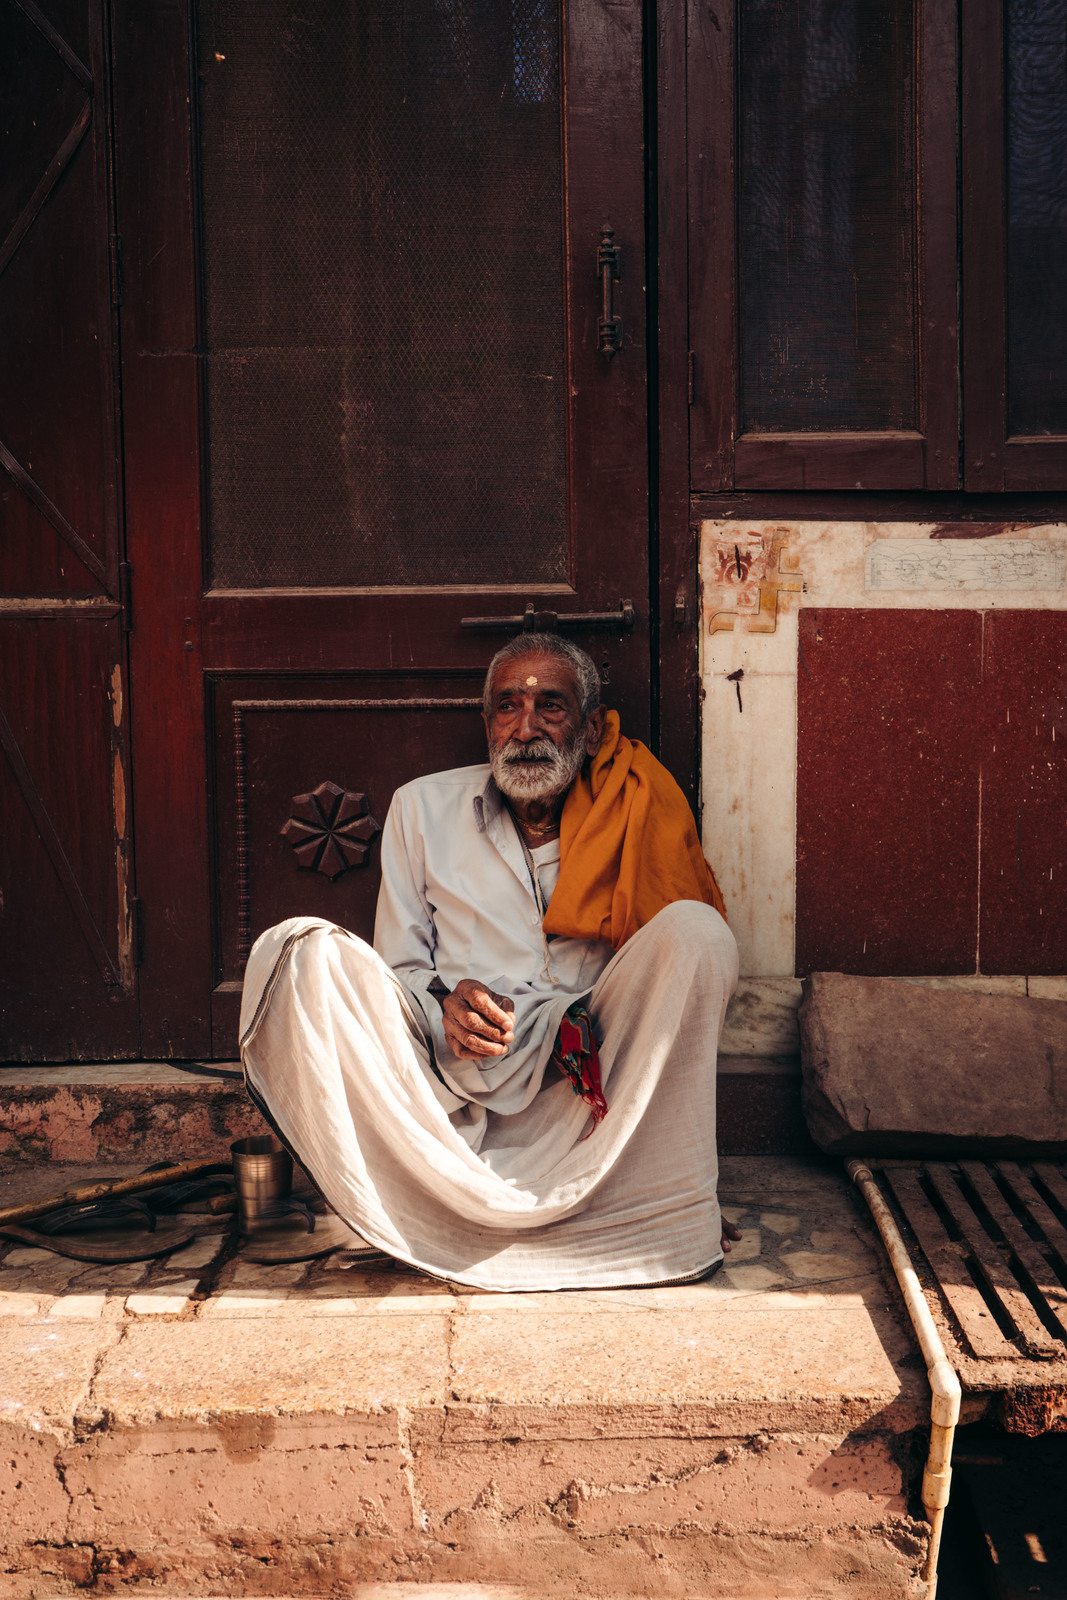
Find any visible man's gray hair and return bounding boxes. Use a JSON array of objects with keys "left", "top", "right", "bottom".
[{"left": 483, "top": 633, "right": 602, "bottom": 721}]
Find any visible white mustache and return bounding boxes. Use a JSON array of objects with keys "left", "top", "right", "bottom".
[{"left": 502, "top": 739, "right": 558, "bottom": 764}]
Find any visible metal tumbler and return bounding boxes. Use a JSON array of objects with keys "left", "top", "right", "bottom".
[{"left": 230, "top": 1135, "right": 293, "bottom": 1234}]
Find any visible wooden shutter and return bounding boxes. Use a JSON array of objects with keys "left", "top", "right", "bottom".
[{"left": 689, "top": 0, "right": 959, "bottom": 492}]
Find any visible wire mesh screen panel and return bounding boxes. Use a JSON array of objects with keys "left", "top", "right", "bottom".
[
  {"left": 738, "top": 0, "right": 917, "bottom": 432},
  {"left": 1006, "top": 0, "right": 1067, "bottom": 436},
  {"left": 196, "top": 0, "right": 567, "bottom": 588}
]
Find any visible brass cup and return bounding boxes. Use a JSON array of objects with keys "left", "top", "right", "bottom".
[{"left": 230, "top": 1135, "right": 293, "bottom": 1234}]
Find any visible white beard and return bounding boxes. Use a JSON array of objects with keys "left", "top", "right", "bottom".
[{"left": 489, "top": 729, "right": 587, "bottom": 801}]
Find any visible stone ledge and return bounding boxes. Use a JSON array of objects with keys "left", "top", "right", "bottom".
[
  {"left": 0, "top": 1060, "right": 813, "bottom": 1161},
  {"left": 722, "top": 972, "right": 1067, "bottom": 1060}
]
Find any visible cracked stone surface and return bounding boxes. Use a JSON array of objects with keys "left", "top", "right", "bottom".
[{"left": 0, "top": 1153, "right": 932, "bottom": 1597}]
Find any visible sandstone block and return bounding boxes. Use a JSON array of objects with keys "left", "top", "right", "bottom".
[{"left": 799, "top": 971, "right": 1067, "bottom": 1155}]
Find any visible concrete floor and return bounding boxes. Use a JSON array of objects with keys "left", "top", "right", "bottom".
[{"left": 0, "top": 1153, "right": 935, "bottom": 1598}]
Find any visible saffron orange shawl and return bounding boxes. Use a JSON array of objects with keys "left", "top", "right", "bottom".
[{"left": 542, "top": 710, "right": 726, "bottom": 950}]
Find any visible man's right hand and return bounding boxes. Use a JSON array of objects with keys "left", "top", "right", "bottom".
[{"left": 440, "top": 980, "right": 515, "bottom": 1060}]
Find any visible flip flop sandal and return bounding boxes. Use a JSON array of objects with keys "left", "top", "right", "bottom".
[
  {"left": 235, "top": 1199, "right": 375, "bottom": 1264},
  {"left": 142, "top": 1175, "right": 236, "bottom": 1214},
  {"left": 0, "top": 1196, "right": 197, "bottom": 1263}
]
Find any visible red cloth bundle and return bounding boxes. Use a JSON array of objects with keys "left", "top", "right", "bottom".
[{"left": 550, "top": 1003, "right": 607, "bottom": 1135}]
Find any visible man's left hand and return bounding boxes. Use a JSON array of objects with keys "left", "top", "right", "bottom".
[{"left": 440, "top": 979, "right": 516, "bottom": 1060}]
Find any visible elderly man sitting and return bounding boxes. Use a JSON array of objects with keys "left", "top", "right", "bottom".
[{"left": 240, "top": 634, "right": 739, "bottom": 1291}]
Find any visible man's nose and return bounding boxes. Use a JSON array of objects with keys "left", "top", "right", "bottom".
[{"left": 515, "top": 700, "right": 543, "bottom": 741}]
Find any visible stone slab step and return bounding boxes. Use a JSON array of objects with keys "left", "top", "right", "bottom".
[
  {"left": 799, "top": 971, "right": 1067, "bottom": 1155},
  {"left": 0, "top": 1059, "right": 812, "bottom": 1165},
  {"left": 0, "top": 1155, "right": 931, "bottom": 1599}
]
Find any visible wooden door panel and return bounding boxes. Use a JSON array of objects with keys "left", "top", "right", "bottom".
[
  {"left": 0, "top": 127, "right": 114, "bottom": 595},
  {"left": 208, "top": 675, "right": 489, "bottom": 1053},
  {"left": 0, "top": 619, "right": 135, "bottom": 1059},
  {"left": 0, "top": 0, "right": 137, "bottom": 1059},
  {"left": 200, "top": 593, "right": 646, "bottom": 715},
  {"left": 195, "top": 0, "right": 573, "bottom": 594}
]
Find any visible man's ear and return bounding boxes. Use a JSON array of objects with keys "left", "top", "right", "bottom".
[
  {"left": 481, "top": 710, "right": 491, "bottom": 746},
  {"left": 584, "top": 705, "right": 606, "bottom": 757}
]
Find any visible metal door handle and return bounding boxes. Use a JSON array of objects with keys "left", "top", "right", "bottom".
[
  {"left": 597, "top": 224, "right": 622, "bottom": 357},
  {"left": 461, "top": 600, "right": 635, "bottom": 634}
]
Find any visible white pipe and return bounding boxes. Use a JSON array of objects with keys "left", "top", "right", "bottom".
[{"left": 847, "top": 1159, "right": 962, "bottom": 1598}]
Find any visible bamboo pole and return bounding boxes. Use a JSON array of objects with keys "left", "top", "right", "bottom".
[{"left": 0, "top": 1160, "right": 232, "bottom": 1227}]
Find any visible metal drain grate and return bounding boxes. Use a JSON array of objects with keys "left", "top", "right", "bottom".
[{"left": 875, "top": 1160, "right": 1067, "bottom": 1363}]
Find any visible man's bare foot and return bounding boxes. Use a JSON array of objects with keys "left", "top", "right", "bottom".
[{"left": 721, "top": 1219, "right": 743, "bottom": 1253}]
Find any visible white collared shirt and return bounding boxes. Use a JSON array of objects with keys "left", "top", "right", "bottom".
[{"left": 372, "top": 764, "right": 613, "bottom": 1112}]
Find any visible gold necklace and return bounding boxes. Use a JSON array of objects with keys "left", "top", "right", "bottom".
[
  {"left": 523, "top": 819, "right": 560, "bottom": 837},
  {"left": 509, "top": 806, "right": 561, "bottom": 838}
]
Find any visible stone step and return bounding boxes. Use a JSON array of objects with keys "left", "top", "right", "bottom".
[
  {"left": 0, "top": 1154, "right": 932, "bottom": 1598},
  {"left": 0, "top": 1062, "right": 263, "bottom": 1167},
  {"left": 0, "top": 1058, "right": 811, "bottom": 1167}
]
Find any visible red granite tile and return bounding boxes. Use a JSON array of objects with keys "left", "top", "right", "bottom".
[
  {"left": 796, "top": 609, "right": 981, "bottom": 976},
  {"left": 979, "top": 611, "right": 1067, "bottom": 974}
]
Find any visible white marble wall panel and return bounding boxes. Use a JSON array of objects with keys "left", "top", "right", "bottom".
[
  {"left": 703, "top": 619, "right": 798, "bottom": 976},
  {"left": 699, "top": 520, "right": 1067, "bottom": 978}
]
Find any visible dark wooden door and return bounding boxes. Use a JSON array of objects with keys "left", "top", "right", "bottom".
[
  {"left": 0, "top": 0, "right": 139, "bottom": 1059},
  {"left": 113, "top": 0, "right": 650, "bottom": 1058}
]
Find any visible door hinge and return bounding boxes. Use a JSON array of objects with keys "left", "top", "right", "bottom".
[
  {"left": 687, "top": 351, "right": 695, "bottom": 406},
  {"left": 110, "top": 234, "right": 124, "bottom": 307},
  {"left": 118, "top": 559, "right": 132, "bottom": 632},
  {"left": 130, "top": 895, "right": 144, "bottom": 967}
]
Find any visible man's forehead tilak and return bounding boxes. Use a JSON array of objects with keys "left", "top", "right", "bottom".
[{"left": 490, "top": 658, "right": 581, "bottom": 705}]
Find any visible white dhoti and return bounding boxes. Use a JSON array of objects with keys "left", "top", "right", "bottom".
[{"left": 239, "top": 900, "right": 738, "bottom": 1291}]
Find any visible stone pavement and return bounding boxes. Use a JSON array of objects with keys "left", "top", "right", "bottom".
[{"left": 0, "top": 1155, "right": 934, "bottom": 1599}]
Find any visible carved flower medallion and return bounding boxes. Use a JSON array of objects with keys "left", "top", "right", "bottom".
[{"left": 281, "top": 782, "right": 381, "bottom": 878}]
